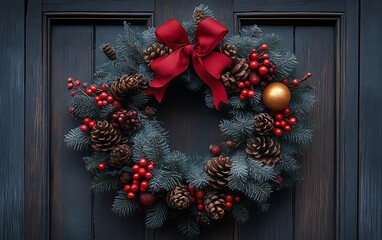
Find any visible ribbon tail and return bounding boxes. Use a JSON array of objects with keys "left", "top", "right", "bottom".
[{"left": 146, "top": 78, "right": 169, "bottom": 102}]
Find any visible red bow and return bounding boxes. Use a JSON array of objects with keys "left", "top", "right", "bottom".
[{"left": 146, "top": 18, "right": 232, "bottom": 109}]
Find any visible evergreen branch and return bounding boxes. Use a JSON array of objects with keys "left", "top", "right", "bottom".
[
  {"left": 112, "top": 190, "right": 138, "bottom": 216},
  {"left": 186, "top": 155, "right": 209, "bottom": 189},
  {"left": 282, "top": 124, "right": 314, "bottom": 147},
  {"left": 244, "top": 179, "right": 272, "bottom": 203},
  {"left": 247, "top": 160, "right": 277, "bottom": 181},
  {"left": 69, "top": 94, "right": 100, "bottom": 119},
  {"left": 64, "top": 127, "right": 90, "bottom": 151},
  {"left": 220, "top": 113, "right": 254, "bottom": 145},
  {"left": 177, "top": 214, "right": 200, "bottom": 239},
  {"left": 239, "top": 25, "right": 263, "bottom": 38},
  {"left": 145, "top": 201, "right": 168, "bottom": 229},
  {"left": 231, "top": 201, "right": 250, "bottom": 223},
  {"left": 83, "top": 152, "right": 109, "bottom": 173},
  {"left": 92, "top": 172, "right": 120, "bottom": 193}
]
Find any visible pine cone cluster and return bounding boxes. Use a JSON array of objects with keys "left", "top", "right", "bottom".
[
  {"left": 90, "top": 121, "right": 122, "bottom": 151},
  {"left": 167, "top": 184, "right": 192, "bottom": 210},
  {"left": 246, "top": 136, "right": 281, "bottom": 165},
  {"left": 143, "top": 43, "right": 172, "bottom": 64},
  {"left": 108, "top": 144, "right": 132, "bottom": 168},
  {"left": 221, "top": 72, "right": 240, "bottom": 94},
  {"left": 219, "top": 44, "right": 237, "bottom": 60},
  {"left": 205, "top": 155, "right": 232, "bottom": 189},
  {"left": 229, "top": 58, "right": 250, "bottom": 82},
  {"left": 101, "top": 43, "right": 116, "bottom": 60},
  {"left": 253, "top": 113, "right": 274, "bottom": 135},
  {"left": 204, "top": 192, "right": 226, "bottom": 220},
  {"left": 111, "top": 74, "right": 146, "bottom": 101}
]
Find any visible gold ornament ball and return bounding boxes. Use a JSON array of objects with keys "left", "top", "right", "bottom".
[{"left": 262, "top": 82, "right": 291, "bottom": 111}]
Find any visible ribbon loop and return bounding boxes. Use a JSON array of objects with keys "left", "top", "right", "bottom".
[{"left": 147, "top": 18, "right": 232, "bottom": 109}]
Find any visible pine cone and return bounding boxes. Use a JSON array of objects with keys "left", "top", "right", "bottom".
[
  {"left": 221, "top": 72, "right": 240, "bottom": 94},
  {"left": 111, "top": 74, "right": 146, "bottom": 101},
  {"left": 230, "top": 58, "right": 250, "bottom": 82},
  {"left": 167, "top": 184, "right": 192, "bottom": 210},
  {"left": 101, "top": 43, "right": 116, "bottom": 60},
  {"left": 205, "top": 155, "right": 232, "bottom": 189},
  {"left": 246, "top": 136, "right": 281, "bottom": 165},
  {"left": 109, "top": 144, "right": 132, "bottom": 168},
  {"left": 119, "top": 171, "right": 133, "bottom": 185},
  {"left": 204, "top": 192, "right": 226, "bottom": 220},
  {"left": 90, "top": 121, "right": 122, "bottom": 151},
  {"left": 193, "top": 9, "right": 206, "bottom": 25},
  {"left": 143, "top": 43, "right": 172, "bottom": 64},
  {"left": 253, "top": 113, "right": 274, "bottom": 136},
  {"left": 220, "top": 44, "right": 237, "bottom": 60}
]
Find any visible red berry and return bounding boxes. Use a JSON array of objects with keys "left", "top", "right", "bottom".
[
  {"left": 261, "top": 44, "right": 268, "bottom": 51},
  {"left": 292, "top": 79, "right": 299, "bottom": 86},
  {"left": 69, "top": 107, "right": 75, "bottom": 113},
  {"left": 247, "top": 90, "right": 255, "bottom": 98},
  {"left": 90, "top": 85, "right": 97, "bottom": 92},
  {"left": 140, "top": 187, "right": 147, "bottom": 192},
  {"left": 274, "top": 128, "right": 283, "bottom": 137},
  {"left": 244, "top": 81, "right": 251, "bottom": 87},
  {"left": 102, "top": 100, "right": 108, "bottom": 107},
  {"left": 282, "top": 78, "right": 289, "bottom": 84},
  {"left": 131, "top": 184, "right": 139, "bottom": 192},
  {"left": 195, "top": 190, "right": 205, "bottom": 199},
  {"left": 67, "top": 77, "right": 73, "bottom": 83},
  {"left": 113, "top": 100, "right": 121, "bottom": 110},
  {"left": 100, "top": 92, "right": 108, "bottom": 100},
  {"left": 88, "top": 120, "right": 96, "bottom": 129},
  {"left": 283, "top": 108, "right": 291, "bottom": 115},
  {"left": 277, "top": 176, "right": 284, "bottom": 183},
  {"left": 79, "top": 124, "right": 89, "bottom": 132},
  {"left": 145, "top": 172, "right": 152, "bottom": 179},
  {"left": 67, "top": 83, "right": 74, "bottom": 89},
  {"left": 74, "top": 80, "right": 81, "bottom": 86},
  {"left": 85, "top": 89, "right": 92, "bottom": 96},
  {"left": 306, "top": 72, "right": 312, "bottom": 78},
  {"left": 147, "top": 164, "right": 154, "bottom": 171},
  {"left": 238, "top": 82, "right": 245, "bottom": 89},
  {"left": 258, "top": 66, "right": 268, "bottom": 75},
  {"left": 188, "top": 185, "right": 195, "bottom": 193},
  {"left": 197, "top": 204, "right": 204, "bottom": 212},
  {"left": 288, "top": 117, "right": 297, "bottom": 125},
  {"left": 280, "top": 120, "right": 287, "bottom": 128},
  {"left": 84, "top": 118, "right": 91, "bottom": 125},
  {"left": 249, "top": 61, "right": 259, "bottom": 70},
  {"left": 124, "top": 185, "right": 131, "bottom": 192},
  {"left": 132, "top": 164, "right": 140, "bottom": 172},
  {"left": 133, "top": 173, "right": 140, "bottom": 180},
  {"left": 127, "top": 192, "right": 135, "bottom": 199},
  {"left": 82, "top": 83, "right": 87, "bottom": 88},
  {"left": 249, "top": 73, "right": 260, "bottom": 85},
  {"left": 98, "top": 163, "right": 105, "bottom": 170},
  {"left": 107, "top": 95, "right": 114, "bottom": 103},
  {"left": 284, "top": 125, "right": 292, "bottom": 132},
  {"left": 139, "top": 158, "right": 147, "bottom": 167},
  {"left": 197, "top": 198, "right": 203, "bottom": 204},
  {"left": 275, "top": 114, "right": 283, "bottom": 121},
  {"left": 241, "top": 89, "right": 248, "bottom": 96},
  {"left": 101, "top": 84, "right": 108, "bottom": 91},
  {"left": 251, "top": 49, "right": 257, "bottom": 53},
  {"left": 97, "top": 101, "right": 103, "bottom": 107},
  {"left": 274, "top": 121, "right": 281, "bottom": 127},
  {"left": 263, "top": 59, "right": 270, "bottom": 66},
  {"left": 225, "top": 202, "right": 233, "bottom": 208},
  {"left": 191, "top": 197, "right": 196, "bottom": 203},
  {"left": 138, "top": 168, "right": 147, "bottom": 176},
  {"left": 225, "top": 195, "right": 233, "bottom": 202},
  {"left": 210, "top": 144, "right": 221, "bottom": 155},
  {"left": 150, "top": 161, "right": 155, "bottom": 166},
  {"left": 133, "top": 180, "right": 139, "bottom": 185},
  {"left": 234, "top": 196, "right": 241, "bottom": 202},
  {"left": 95, "top": 96, "right": 101, "bottom": 102},
  {"left": 239, "top": 95, "right": 246, "bottom": 101},
  {"left": 251, "top": 53, "right": 258, "bottom": 60},
  {"left": 140, "top": 181, "right": 148, "bottom": 189},
  {"left": 262, "top": 53, "right": 269, "bottom": 59}
]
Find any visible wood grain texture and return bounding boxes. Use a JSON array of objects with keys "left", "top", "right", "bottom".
[
  {"left": 50, "top": 25, "right": 94, "bottom": 240},
  {"left": 42, "top": 0, "right": 154, "bottom": 12},
  {"left": 359, "top": 0, "right": 382, "bottom": 239},
  {"left": 294, "top": 26, "right": 336, "bottom": 240},
  {"left": 0, "top": 1, "right": 25, "bottom": 239},
  {"left": 234, "top": 0, "right": 345, "bottom": 12},
  {"left": 25, "top": 0, "right": 50, "bottom": 239}
]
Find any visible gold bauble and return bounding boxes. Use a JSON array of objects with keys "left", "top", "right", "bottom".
[{"left": 262, "top": 82, "right": 291, "bottom": 111}]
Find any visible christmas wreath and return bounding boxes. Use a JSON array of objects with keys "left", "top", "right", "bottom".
[{"left": 64, "top": 5, "right": 314, "bottom": 238}]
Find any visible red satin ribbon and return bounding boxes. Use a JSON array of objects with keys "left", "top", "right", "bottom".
[{"left": 146, "top": 18, "right": 232, "bottom": 109}]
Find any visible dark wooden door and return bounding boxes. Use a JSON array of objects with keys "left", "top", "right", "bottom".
[{"left": 22, "top": 0, "right": 362, "bottom": 239}]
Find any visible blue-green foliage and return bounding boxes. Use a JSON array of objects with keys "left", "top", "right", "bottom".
[
  {"left": 92, "top": 171, "right": 120, "bottom": 193},
  {"left": 146, "top": 201, "right": 168, "bottom": 228},
  {"left": 83, "top": 152, "right": 109, "bottom": 173},
  {"left": 185, "top": 155, "right": 209, "bottom": 189},
  {"left": 112, "top": 190, "right": 138, "bottom": 216},
  {"left": 64, "top": 128, "right": 90, "bottom": 151},
  {"left": 220, "top": 113, "right": 254, "bottom": 145}
]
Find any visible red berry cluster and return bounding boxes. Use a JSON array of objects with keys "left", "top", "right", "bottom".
[
  {"left": 66, "top": 77, "right": 121, "bottom": 111},
  {"left": 225, "top": 195, "right": 241, "bottom": 208},
  {"left": 272, "top": 108, "right": 297, "bottom": 137},
  {"left": 237, "top": 44, "right": 278, "bottom": 101},
  {"left": 282, "top": 72, "right": 312, "bottom": 89},
  {"left": 124, "top": 159, "right": 154, "bottom": 199},
  {"left": 79, "top": 117, "right": 96, "bottom": 132},
  {"left": 111, "top": 109, "right": 140, "bottom": 131},
  {"left": 188, "top": 186, "right": 206, "bottom": 212}
]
